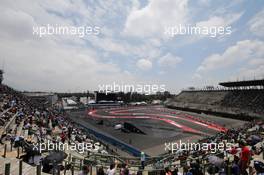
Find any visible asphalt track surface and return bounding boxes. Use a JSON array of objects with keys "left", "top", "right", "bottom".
[{"left": 69, "top": 105, "right": 246, "bottom": 156}]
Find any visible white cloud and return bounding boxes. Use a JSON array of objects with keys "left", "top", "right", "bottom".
[
  {"left": 248, "top": 58, "right": 264, "bottom": 66},
  {"left": 197, "top": 40, "right": 264, "bottom": 72},
  {"left": 123, "top": 0, "right": 189, "bottom": 38},
  {"left": 0, "top": 7, "right": 35, "bottom": 40},
  {"left": 136, "top": 59, "right": 152, "bottom": 70},
  {"left": 89, "top": 36, "right": 127, "bottom": 55},
  {"left": 192, "top": 73, "right": 202, "bottom": 80},
  {"left": 194, "top": 12, "right": 242, "bottom": 40},
  {"left": 248, "top": 8, "right": 264, "bottom": 37},
  {"left": 158, "top": 53, "right": 182, "bottom": 68},
  {"left": 89, "top": 36, "right": 161, "bottom": 60},
  {"left": 0, "top": 0, "right": 142, "bottom": 92},
  {"left": 124, "top": 0, "right": 242, "bottom": 42},
  {"left": 235, "top": 65, "right": 264, "bottom": 80},
  {"left": 0, "top": 35, "right": 139, "bottom": 92},
  {"left": 195, "top": 40, "right": 264, "bottom": 80},
  {"left": 197, "top": 13, "right": 242, "bottom": 28}
]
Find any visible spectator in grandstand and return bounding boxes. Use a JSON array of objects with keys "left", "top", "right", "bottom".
[
  {"left": 120, "top": 163, "right": 129, "bottom": 175},
  {"left": 172, "top": 166, "right": 178, "bottom": 175},
  {"left": 79, "top": 165, "right": 90, "bottom": 175},
  {"left": 0, "top": 133, "right": 6, "bottom": 144},
  {"left": 106, "top": 162, "right": 116, "bottom": 175},
  {"left": 231, "top": 155, "right": 240, "bottom": 175},
  {"left": 97, "top": 166, "right": 105, "bottom": 175},
  {"left": 68, "top": 125, "right": 73, "bottom": 141},
  {"left": 159, "top": 170, "right": 166, "bottom": 175},
  {"left": 165, "top": 167, "right": 172, "bottom": 175},
  {"left": 239, "top": 140, "right": 251, "bottom": 175},
  {"left": 136, "top": 171, "right": 142, "bottom": 175},
  {"left": 140, "top": 151, "right": 145, "bottom": 169},
  {"left": 60, "top": 132, "right": 66, "bottom": 143},
  {"left": 123, "top": 168, "right": 129, "bottom": 175},
  {"left": 154, "top": 160, "right": 163, "bottom": 169},
  {"left": 189, "top": 159, "right": 202, "bottom": 175}
]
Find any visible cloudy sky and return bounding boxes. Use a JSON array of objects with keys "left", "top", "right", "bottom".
[{"left": 0, "top": 0, "right": 264, "bottom": 93}]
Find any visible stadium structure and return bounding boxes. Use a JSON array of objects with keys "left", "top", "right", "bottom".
[
  {"left": 1, "top": 78, "right": 264, "bottom": 174},
  {"left": 167, "top": 79, "right": 264, "bottom": 119}
]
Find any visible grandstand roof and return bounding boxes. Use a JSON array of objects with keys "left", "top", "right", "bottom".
[
  {"left": 219, "top": 79, "right": 264, "bottom": 87},
  {"left": 23, "top": 92, "right": 55, "bottom": 97}
]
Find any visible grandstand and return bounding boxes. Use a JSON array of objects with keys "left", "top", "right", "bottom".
[
  {"left": 23, "top": 92, "right": 58, "bottom": 108},
  {"left": 166, "top": 79, "right": 264, "bottom": 120}
]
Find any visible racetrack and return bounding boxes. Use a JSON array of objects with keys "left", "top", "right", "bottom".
[{"left": 69, "top": 105, "right": 246, "bottom": 156}]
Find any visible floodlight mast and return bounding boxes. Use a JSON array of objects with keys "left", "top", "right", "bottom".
[{"left": 0, "top": 69, "right": 3, "bottom": 85}]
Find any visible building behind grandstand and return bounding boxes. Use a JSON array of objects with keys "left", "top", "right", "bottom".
[{"left": 23, "top": 92, "right": 58, "bottom": 107}]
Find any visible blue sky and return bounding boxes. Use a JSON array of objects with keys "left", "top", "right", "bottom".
[{"left": 0, "top": 0, "right": 264, "bottom": 93}]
